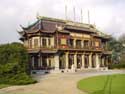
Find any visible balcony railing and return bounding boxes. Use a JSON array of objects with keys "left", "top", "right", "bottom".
[
  {"left": 26, "top": 44, "right": 108, "bottom": 52},
  {"left": 27, "top": 46, "right": 57, "bottom": 52},
  {"left": 68, "top": 45, "right": 106, "bottom": 51},
  {"left": 69, "top": 45, "right": 90, "bottom": 49}
]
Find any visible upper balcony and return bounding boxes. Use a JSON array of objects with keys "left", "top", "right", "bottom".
[
  {"left": 67, "top": 39, "right": 105, "bottom": 51},
  {"left": 24, "top": 37, "right": 109, "bottom": 53}
]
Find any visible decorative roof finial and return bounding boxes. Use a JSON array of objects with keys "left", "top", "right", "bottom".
[
  {"left": 88, "top": 10, "right": 90, "bottom": 24},
  {"left": 81, "top": 9, "right": 83, "bottom": 23}
]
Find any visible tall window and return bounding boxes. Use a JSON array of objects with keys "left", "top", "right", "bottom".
[
  {"left": 102, "top": 42, "right": 106, "bottom": 49},
  {"left": 42, "top": 38, "right": 47, "bottom": 47},
  {"left": 34, "top": 39, "right": 39, "bottom": 48},
  {"left": 76, "top": 40, "right": 82, "bottom": 48},
  {"left": 69, "top": 39, "right": 73, "bottom": 47},
  {"left": 84, "top": 40, "right": 89, "bottom": 48}
]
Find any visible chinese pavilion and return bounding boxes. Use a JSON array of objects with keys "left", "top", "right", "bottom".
[{"left": 18, "top": 16, "right": 112, "bottom": 73}]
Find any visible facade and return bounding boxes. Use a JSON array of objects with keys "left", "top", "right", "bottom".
[{"left": 19, "top": 16, "right": 112, "bottom": 73}]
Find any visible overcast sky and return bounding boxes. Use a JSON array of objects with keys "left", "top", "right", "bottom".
[{"left": 0, "top": 0, "right": 125, "bottom": 43}]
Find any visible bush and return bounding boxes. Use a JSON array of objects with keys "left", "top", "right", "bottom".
[
  {"left": 108, "top": 63, "right": 125, "bottom": 69},
  {"left": 0, "top": 42, "right": 36, "bottom": 85},
  {"left": 0, "top": 73, "right": 37, "bottom": 85},
  {"left": 8, "top": 73, "right": 37, "bottom": 85}
]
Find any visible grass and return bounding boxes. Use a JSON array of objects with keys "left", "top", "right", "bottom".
[
  {"left": 0, "top": 84, "right": 10, "bottom": 89},
  {"left": 77, "top": 74, "right": 125, "bottom": 94}
]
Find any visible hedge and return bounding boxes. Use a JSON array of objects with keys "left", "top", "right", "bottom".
[{"left": 108, "top": 63, "right": 125, "bottom": 69}]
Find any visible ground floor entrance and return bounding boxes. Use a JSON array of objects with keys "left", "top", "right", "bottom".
[{"left": 29, "top": 51, "right": 111, "bottom": 72}]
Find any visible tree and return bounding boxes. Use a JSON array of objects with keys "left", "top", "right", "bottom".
[
  {"left": 119, "top": 33, "right": 125, "bottom": 44},
  {"left": 118, "top": 34, "right": 125, "bottom": 63},
  {"left": 0, "top": 42, "right": 36, "bottom": 85},
  {"left": 108, "top": 37, "right": 124, "bottom": 63}
]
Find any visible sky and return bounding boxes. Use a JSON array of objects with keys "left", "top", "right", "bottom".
[{"left": 0, "top": 0, "right": 125, "bottom": 43}]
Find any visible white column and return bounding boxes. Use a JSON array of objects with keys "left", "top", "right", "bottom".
[
  {"left": 65, "top": 52, "right": 69, "bottom": 69},
  {"left": 54, "top": 54, "right": 59, "bottom": 70},
  {"left": 32, "top": 38, "right": 34, "bottom": 48},
  {"left": 101, "top": 57, "right": 104, "bottom": 67},
  {"left": 88, "top": 54, "right": 92, "bottom": 68},
  {"left": 41, "top": 37, "right": 42, "bottom": 47},
  {"left": 73, "top": 39, "right": 76, "bottom": 48},
  {"left": 74, "top": 54, "right": 77, "bottom": 69},
  {"left": 81, "top": 54, "right": 85, "bottom": 68},
  {"left": 38, "top": 37, "right": 40, "bottom": 48},
  {"left": 51, "top": 57, "right": 54, "bottom": 67},
  {"left": 46, "top": 38, "right": 49, "bottom": 47},
  {"left": 81, "top": 40, "right": 84, "bottom": 48},
  {"left": 96, "top": 54, "right": 100, "bottom": 69},
  {"left": 46, "top": 57, "right": 49, "bottom": 67}
]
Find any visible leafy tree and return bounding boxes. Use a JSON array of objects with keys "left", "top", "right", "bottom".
[
  {"left": 0, "top": 42, "right": 36, "bottom": 85},
  {"left": 119, "top": 33, "right": 125, "bottom": 44},
  {"left": 118, "top": 34, "right": 125, "bottom": 63},
  {"left": 108, "top": 37, "right": 124, "bottom": 63}
]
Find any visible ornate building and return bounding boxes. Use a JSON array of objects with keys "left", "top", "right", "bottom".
[{"left": 18, "top": 16, "right": 112, "bottom": 73}]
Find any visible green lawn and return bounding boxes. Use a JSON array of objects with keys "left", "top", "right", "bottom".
[
  {"left": 77, "top": 74, "right": 125, "bottom": 94},
  {"left": 0, "top": 84, "right": 10, "bottom": 89}
]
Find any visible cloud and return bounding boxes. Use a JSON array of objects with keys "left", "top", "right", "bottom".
[{"left": 0, "top": 0, "right": 125, "bottom": 43}]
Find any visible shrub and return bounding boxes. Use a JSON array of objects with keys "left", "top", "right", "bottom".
[
  {"left": 0, "top": 42, "right": 36, "bottom": 85},
  {"left": 108, "top": 63, "right": 125, "bottom": 69},
  {"left": 8, "top": 73, "right": 37, "bottom": 85}
]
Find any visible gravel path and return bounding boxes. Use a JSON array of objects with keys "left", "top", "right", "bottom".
[{"left": 0, "top": 70, "right": 124, "bottom": 94}]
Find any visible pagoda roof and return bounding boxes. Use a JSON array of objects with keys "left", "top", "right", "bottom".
[
  {"left": 37, "top": 16, "right": 66, "bottom": 23},
  {"left": 38, "top": 16, "right": 95, "bottom": 31},
  {"left": 92, "top": 29, "right": 111, "bottom": 39},
  {"left": 21, "top": 20, "right": 39, "bottom": 30},
  {"left": 19, "top": 16, "right": 111, "bottom": 39}
]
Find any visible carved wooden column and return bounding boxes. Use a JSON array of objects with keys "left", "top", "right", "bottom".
[
  {"left": 65, "top": 52, "right": 69, "bottom": 70},
  {"left": 54, "top": 54, "right": 59, "bottom": 71},
  {"left": 73, "top": 39, "right": 76, "bottom": 48},
  {"left": 102, "top": 57, "right": 105, "bottom": 67},
  {"left": 96, "top": 54, "right": 100, "bottom": 69},
  {"left": 81, "top": 40, "right": 84, "bottom": 48},
  {"left": 88, "top": 53, "right": 92, "bottom": 68}
]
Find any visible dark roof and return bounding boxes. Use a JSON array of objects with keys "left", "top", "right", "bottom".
[
  {"left": 42, "top": 30, "right": 55, "bottom": 33},
  {"left": 58, "top": 30, "right": 69, "bottom": 33},
  {"left": 22, "top": 20, "right": 40, "bottom": 30},
  {"left": 65, "top": 25, "right": 94, "bottom": 33},
  {"left": 19, "top": 16, "right": 110, "bottom": 39}
]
